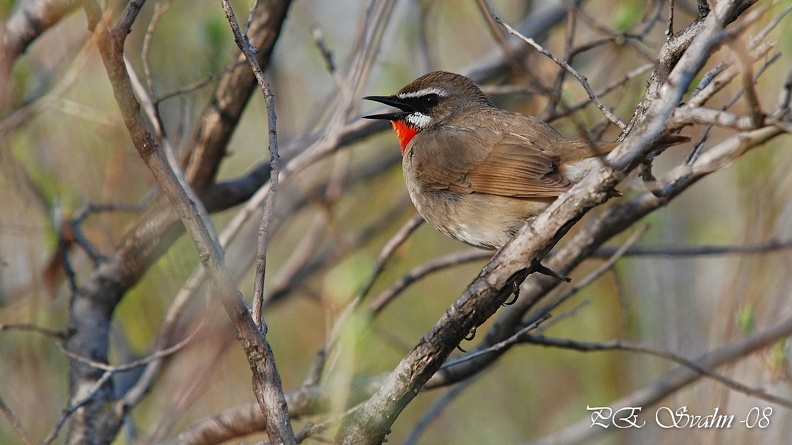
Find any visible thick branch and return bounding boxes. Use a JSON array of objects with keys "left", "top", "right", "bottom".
[
  {"left": 0, "top": 0, "right": 79, "bottom": 114},
  {"left": 334, "top": 1, "right": 753, "bottom": 442},
  {"left": 62, "top": 1, "right": 293, "bottom": 444}
]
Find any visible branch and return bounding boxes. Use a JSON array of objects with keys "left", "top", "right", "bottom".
[
  {"left": 0, "top": 395, "right": 33, "bottom": 445},
  {"left": 428, "top": 124, "right": 783, "bottom": 391},
  {"left": 67, "top": 1, "right": 295, "bottom": 444},
  {"left": 219, "top": 2, "right": 293, "bottom": 443},
  {"left": 334, "top": 3, "right": 771, "bottom": 442},
  {"left": 527, "top": 315, "right": 792, "bottom": 445},
  {"left": 524, "top": 334, "right": 792, "bottom": 409},
  {"left": 595, "top": 238, "right": 792, "bottom": 258},
  {"left": 491, "top": 8, "right": 626, "bottom": 131},
  {"left": 0, "top": 0, "right": 79, "bottom": 114}
]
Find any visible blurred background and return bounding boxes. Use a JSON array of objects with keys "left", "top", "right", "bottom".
[{"left": 1, "top": 0, "right": 792, "bottom": 443}]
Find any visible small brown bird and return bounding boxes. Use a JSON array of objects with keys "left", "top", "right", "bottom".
[{"left": 363, "top": 71, "right": 635, "bottom": 250}]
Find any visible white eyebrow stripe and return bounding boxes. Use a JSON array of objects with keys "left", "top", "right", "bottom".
[{"left": 396, "top": 87, "right": 449, "bottom": 99}]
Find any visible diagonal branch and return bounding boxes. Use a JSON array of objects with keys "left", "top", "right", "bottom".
[
  {"left": 333, "top": 1, "right": 764, "bottom": 442},
  {"left": 527, "top": 315, "right": 792, "bottom": 445},
  {"left": 61, "top": 1, "right": 294, "bottom": 444}
]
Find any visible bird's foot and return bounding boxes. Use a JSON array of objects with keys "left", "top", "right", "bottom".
[
  {"left": 456, "top": 326, "right": 478, "bottom": 352},
  {"left": 502, "top": 281, "right": 519, "bottom": 306}
]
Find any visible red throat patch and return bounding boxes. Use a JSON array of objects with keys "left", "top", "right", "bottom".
[{"left": 391, "top": 121, "right": 419, "bottom": 155}]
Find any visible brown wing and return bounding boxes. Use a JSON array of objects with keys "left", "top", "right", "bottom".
[
  {"left": 416, "top": 126, "right": 571, "bottom": 198},
  {"left": 465, "top": 132, "right": 572, "bottom": 197}
]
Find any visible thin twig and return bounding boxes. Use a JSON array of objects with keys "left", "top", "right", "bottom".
[
  {"left": 369, "top": 249, "right": 490, "bottom": 313},
  {"left": 527, "top": 315, "right": 792, "bottom": 445},
  {"left": 595, "top": 237, "right": 792, "bottom": 258},
  {"left": 544, "top": 63, "right": 654, "bottom": 122},
  {"left": 443, "top": 225, "right": 645, "bottom": 371},
  {"left": 311, "top": 25, "right": 336, "bottom": 73},
  {"left": 356, "top": 213, "right": 424, "bottom": 306},
  {"left": 525, "top": 334, "right": 792, "bottom": 409},
  {"left": 0, "top": 323, "right": 67, "bottom": 340},
  {"left": 302, "top": 213, "right": 425, "bottom": 387},
  {"left": 154, "top": 61, "right": 245, "bottom": 104},
  {"left": 220, "top": 0, "right": 280, "bottom": 330},
  {"left": 475, "top": 0, "right": 524, "bottom": 78},
  {"left": 666, "top": 0, "right": 676, "bottom": 38},
  {"left": 528, "top": 225, "right": 646, "bottom": 325},
  {"left": 42, "top": 370, "right": 114, "bottom": 445},
  {"left": 0, "top": 396, "right": 33, "bottom": 445},
  {"left": 119, "top": 286, "right": 212, "bottom": 408},
  {"left": 0, "top": 37, "right": 92, "bottom": 139},
  {"left": 570, "top": 5, "right": 658, "bottom": 64},
  {"left": 491, "top": 8, "right": 626, "bottom": 130},
  {"left": 71, "top": 332, "right": 199, "bottom": 375},
  {"left": 220, "top": 3, "right": 293, "bottom": 444},
  {"left": 142, "top": 1, "right": 171, "bottom": 100},
  {"left": 730, "top": 38, "right": 764, "bottom": 128},
  {"left": 403, "top": 377, "right": 480, "bottom": 445}
]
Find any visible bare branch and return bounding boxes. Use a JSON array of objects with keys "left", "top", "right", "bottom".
[
  {"left": 369, "top": 249, "right": 489, "bottom": 313},
  {"left": 0, "top": 395, "right": 34, "bottom": 445},
  {"left": 0, "top": 323, "right": 67, "bottom": 340},
  {"left": 595, "top": 238, "right": 792, "bottom": 258},
  {"left": 334, "top": 3, "right": 768, "bottom": 442},
  {"left": 527, "top": 315, "right": 792, "bottom": 445},
  {"left": 358, "top": 214, "right": 424, "bottom": 305},
  {"left": 525, "top": 334, "right": 792, "bottom": 409},
  {"left": 491, "top": 8, "right": 627, "bottom": 131},
  {"left": 219, "top": 3, "right": 292, "bottom": 443}
]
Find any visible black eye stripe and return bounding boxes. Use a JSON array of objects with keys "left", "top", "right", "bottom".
[{"left": 403, "top": 93, "right": 440, "bottom": 113}]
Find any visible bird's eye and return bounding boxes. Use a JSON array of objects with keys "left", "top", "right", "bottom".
[{"left": 422, "top": 93, "right": 439, "bottom": 108}]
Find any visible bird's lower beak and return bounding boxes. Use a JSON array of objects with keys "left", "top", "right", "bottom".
[{"left": 362, "top": 95, "right": 413, "bottom": 120}]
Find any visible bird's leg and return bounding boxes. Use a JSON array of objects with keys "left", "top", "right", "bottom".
[{"left": 530, "top": 258, "right": 571, "bottom": 282}]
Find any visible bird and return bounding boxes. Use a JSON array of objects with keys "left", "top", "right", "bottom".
[{"left": 362, "top": 71, "right": 679, "bottom": 251}]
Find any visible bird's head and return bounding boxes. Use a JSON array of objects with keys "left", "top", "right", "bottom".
[{"left": 363, "top": 71, "right": 492, "bottom": 153}]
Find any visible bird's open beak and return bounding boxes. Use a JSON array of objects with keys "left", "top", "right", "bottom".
[{"left": 362, "top": 96, "right": 414, "bottom": 120}]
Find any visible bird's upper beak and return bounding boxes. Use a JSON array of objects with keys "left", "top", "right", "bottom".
[{"left": 362, "top": 96, "right": 414, "bottom": 120}]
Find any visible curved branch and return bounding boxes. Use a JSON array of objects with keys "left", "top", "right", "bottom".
[
  {"left": 333, "top": 2, "right": 767, "bottom": 442},
  {"left": 527, "top": 315, "right": 792, "bottom": 445}
]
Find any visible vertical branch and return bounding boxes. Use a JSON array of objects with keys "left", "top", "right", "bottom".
[
  {"left": 220, "top": 0, "right": 281, "bottom": 329},
  {"left": 82, "top": 0, "right": 295, "bottom": 444},
  {"left": 218, "top": 2, "right": 292, "bottom": 444}
]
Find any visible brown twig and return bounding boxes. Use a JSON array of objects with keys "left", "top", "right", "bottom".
[
  {"left": 357, "top": 213, "right": 425, "bottom": 305},
  {"left": 220, "top": 0, "right": 281, "bottom": 330},
  {"left": 81, "top": 1, "right": 296, "bottom": 444},
  {"left": 369, "top": 249, "right": 490, "bottom": 313},
  {"left": 0, "top": 323, "right": 67, "bottom": 340},
  {"left": 528, "top": 315, "right": 792, "bottom": 445},
  {"left": 492, "top": 8, "right": 627, "bottom": 131},
  {"left": 220, "top": 1, "right": 292, "bottom": 443},
  {"left": 526, "top": 334, "right": 792, "bottom": 409},
  {"left": 0, "top": 395, "right": 33, "bottom": 445},
  {"left": 334, "top": 3, "right": 756, "bottom": 442}
]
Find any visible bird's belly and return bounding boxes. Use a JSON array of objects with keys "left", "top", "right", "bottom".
[{"left": 405, "top": 185, "right": 552, "bottom": 250}]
